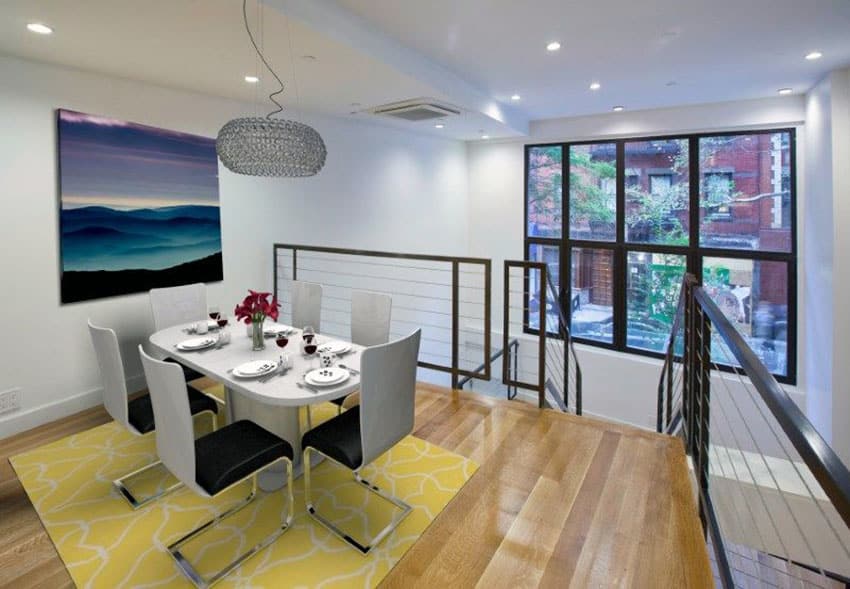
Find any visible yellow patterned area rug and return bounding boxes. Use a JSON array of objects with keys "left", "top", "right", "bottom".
[{"left": 10, "top": 402, "right": 478, "bottom": 588}]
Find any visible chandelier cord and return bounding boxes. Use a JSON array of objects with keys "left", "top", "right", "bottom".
[{"left": 243, "top": 0, "right": 284, "bottom": 119}]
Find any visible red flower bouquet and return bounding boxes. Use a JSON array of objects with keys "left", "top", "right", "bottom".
[{"left": 234, "top": 290, "right": 280, "bottom": 324}]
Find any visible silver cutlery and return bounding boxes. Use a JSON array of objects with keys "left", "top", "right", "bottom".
[
  {"left": 338, "top": 363, "right": 360, "bottom": 375},
  {"left": 197, "top": 343, "right": 221, "bottom": 353},
  {"left": 296, "top": 381, "right": 320, "bottom": 394},
  {"left": 259, "top": 366, "right": 288, "bottom": 383}
]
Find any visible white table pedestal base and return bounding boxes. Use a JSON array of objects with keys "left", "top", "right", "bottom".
[{"left": 228, "top": 386, "right": 302, "bottom": 491}]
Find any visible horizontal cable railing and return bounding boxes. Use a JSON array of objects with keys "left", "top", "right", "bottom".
[
  {"left": 273, "top": 244, "right": 491, "bottom": 388},
  {"left": 501, "top": 260, "right": 582, "bottom": 414},
  {"left": 658, "top": 274, "right": 850, "bottom": 588},
  {"left": 543, "top": 269, "right": 582, "bottom": 415}
]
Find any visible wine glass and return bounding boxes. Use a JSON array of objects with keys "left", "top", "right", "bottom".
[
  {"left": 303, "top": 340, "right": 319, "bottom": 369},
  {"left": 275, "top": 333, "right": 289, "bottom": 349},
  {"left": 208, "top": 306, "right": 220, "bottom": 321},
  {"left": 216, "top": 313, "right": 229, "bottom": 328},
  {"left": 302, "top": 325, "right": 315, "bottom": 344}
]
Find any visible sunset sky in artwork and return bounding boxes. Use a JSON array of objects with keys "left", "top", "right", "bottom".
[{"left": 58, "top": 109, "right": 219, "bottom": 209}]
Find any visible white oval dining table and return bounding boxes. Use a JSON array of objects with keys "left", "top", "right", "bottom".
[{"left": 149, "top": 322, "right": 363, "bottom": 491}]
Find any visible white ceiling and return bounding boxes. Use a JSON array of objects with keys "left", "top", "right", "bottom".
[
  {"left": 336, "top": 0, "right": 850, "bottom": 119},
  {"left": 1, "top": 0, "right": 849, "bottom": 139},
  {"left": 0, "top": 0, "right": 520, "bottom": 139}
]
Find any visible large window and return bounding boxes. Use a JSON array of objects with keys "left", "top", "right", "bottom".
[{"left": 524, "top": 130, "right": 796, "bottom": 383}]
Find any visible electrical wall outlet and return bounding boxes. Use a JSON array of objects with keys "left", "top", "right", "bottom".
[{"left": 0, "top": 388, "right": 21, "bottom": 415}]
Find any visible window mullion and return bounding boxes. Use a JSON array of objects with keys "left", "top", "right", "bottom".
[
  {"left": 613, "top": 141, "right": 625, "bottom": 349},
  {"left": 688, "top": 135, "right": 700, "bottom": 276}
]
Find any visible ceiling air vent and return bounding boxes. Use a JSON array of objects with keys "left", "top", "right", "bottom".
[{"left": 370, "top": 99, "right": 461, "bottom": 122}]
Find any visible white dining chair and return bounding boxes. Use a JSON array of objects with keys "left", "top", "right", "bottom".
[
  {"left": 324, "top": 291, "right": 392, "bottom": 415},
  {"left": 291, "top": 280, "right": 322, "bottom": 332},
  {"left": 351, "top": 290, "right": 392, "bottom": 347},
  {"left": 149, "top": 283, "right": 208, "bottom": 382},
  {"left": 87, "top": 320, "right": 219, "bottom": 509},
  {"left": 149, "top": 283, "right": 207, "bottom": 331},
  {"left": 302, "top": 329, "right": 421, "bottom": 554},
  {"left": 139, "top": 346, "right": 294, "bottom": 588}
]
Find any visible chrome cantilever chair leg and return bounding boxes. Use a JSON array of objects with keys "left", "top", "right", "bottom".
[
  {"left": 167, "top": 456, "right": 295, "bottom": 589},
  {"left": 114, "top": 409, "right": 218, "bottom": 510},
  {"left": 303, "top": 446, "right": 412, "bottom": 555}
]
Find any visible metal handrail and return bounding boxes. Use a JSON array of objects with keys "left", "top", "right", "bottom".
[
  {"left": 273, "top": 243, "right": 492, "bottom": 389},
  {"left": 693, "top": 286, "right": 850, "bottom": 529},
  {"left": 457, "top": 338, "right": 519, "bottom": 390},
  {"left": 544, "top": 272, "right": 583, "bottom": 415},
  {"left": 656, "top": 275, "right": 697, "bottom": 432},
  {"left": 658, "top": 273, "right": 850, "bottom": 530}
]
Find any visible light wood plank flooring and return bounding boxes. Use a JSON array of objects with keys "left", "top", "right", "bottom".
[{"left": 1, "top": 383, "right": 713, "bottom": 588}]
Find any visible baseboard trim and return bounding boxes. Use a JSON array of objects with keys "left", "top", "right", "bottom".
[{"left": 0, "top": 374, "right": 145, "bottom": 440}]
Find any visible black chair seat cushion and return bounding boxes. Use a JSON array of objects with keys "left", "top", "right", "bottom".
[
  {"left": 195, "top": 420, "right": 293, "bottom": 496},
  {"left": 163, "top": 357, "right": 205, "bottom": 382},
  {"left": 127, "top": 385, "right": 218, "bottom": 435},
  {"left": 302, "top": 406, "right": 362, "bottom": 470}
]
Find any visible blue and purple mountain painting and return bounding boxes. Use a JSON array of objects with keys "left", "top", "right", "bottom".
[{"left": 57, "top": 110, "right": 223, "bottom": 303}]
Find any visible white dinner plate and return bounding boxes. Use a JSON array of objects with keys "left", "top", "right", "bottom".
[
  {"left": 263, "top": 323, "right": 294, "bottom": 336},
  {"left": 232, "top": 360, "right": 278, "bottom": 378},
  {"left": 305, "top": 367, "right": 350, "bottom": 387},
  {"left": 177, "top": 336, "right": 217, "bottom": 351},
  {"left": 317, "top": 341, "right": 352, "bottom": 355}
]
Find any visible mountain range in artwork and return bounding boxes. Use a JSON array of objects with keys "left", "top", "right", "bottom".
[{"left": 57, "top": 109, "right": 223, "bottom": 303}]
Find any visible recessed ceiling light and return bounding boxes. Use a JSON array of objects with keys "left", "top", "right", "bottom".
[
  {"left": 805, "top": 51, "right": 823, "bottom": 60},
  {"left": 612, "top": 105, "right": 625, "bottom": 112},
  {"left": 435, "top": 123, "right": 445, "bottom": 129},
  {"left": 510, "top": 94, "right": 521, "bottom": 101},
  {"left": 589, "top": 82, "right": 601, "bottom": 91},
  {"left": 546, "top": 41, "right": 561, "bottom": 52},
  {"left": 26, "top": 22, "right": 53, "bottom": 35},
  {"left": 481, "top": 134, "right": 490, "bottom": 139},
  {"left": 778, "top": 88, "right": 793, "bottom": 95},
  {"left": 244, "top": 75, "right": 259, "bottom": 83}
]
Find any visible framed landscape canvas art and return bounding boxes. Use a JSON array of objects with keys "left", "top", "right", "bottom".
[{"left": 57, "top": 109, "right": 223, "bottom": 303}]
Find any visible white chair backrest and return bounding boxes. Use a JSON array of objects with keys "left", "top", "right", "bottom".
[
  {"left": 149, "top": 283, "right": 207, "bottom": 331},
  {"left": 87, "top": 320, "right": 129, "bottom": 429},
  {"left": 359, "top": 329, "right": 421, "bottom": 467},
  {"left": 291, "top": 281, "right": 322, "bottom": 332},
  {"left": 138, "top": 345, "right": 201, "bottom": 494},
  {"left": 351, "top": 291, "right": 392, "bottom": 347}
]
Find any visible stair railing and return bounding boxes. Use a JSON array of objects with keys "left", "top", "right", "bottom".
[{"left": 658, "top": 273, "right": 850, "bottom": 588}]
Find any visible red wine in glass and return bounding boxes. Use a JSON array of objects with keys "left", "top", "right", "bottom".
[
  {"left": 217, "top": 317, "right": 229, "bottom": 328},
  {"left": 276, "top": 334, "right": 289, "bottom": 349},
  {"left": 208, "top": 306, "right": 220, "bottom": 320},
  {"left": 304, "top": 343, "right": 318, "bottom": 356}
]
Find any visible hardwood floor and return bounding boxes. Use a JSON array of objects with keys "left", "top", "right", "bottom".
[{"left": 0, "top": 383, "right": 713, "bottom": 588}]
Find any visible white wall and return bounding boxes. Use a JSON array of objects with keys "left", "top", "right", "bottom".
[
  {"left": 467, "top": 96, "right": 807, "bottom": 430},
  {"left": 803, "top": 76, "right": 835, "bottom": 446},
  {"left": 825, "top": 68, "right": 850, "bottom": 466},
  {"left": 799, "top": 67, "right": 850, "bottom": 466},
  {"left": 0, "top": 55, "right": 468, "bottom": 438}
]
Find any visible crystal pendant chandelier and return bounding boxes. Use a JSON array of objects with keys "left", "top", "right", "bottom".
[{"left": 216, "top": 0, "right": 327, "bottom": 177}]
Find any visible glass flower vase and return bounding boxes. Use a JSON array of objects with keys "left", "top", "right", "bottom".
[{"left": 251, "top": 319, "right": 265, "bottom": 351}]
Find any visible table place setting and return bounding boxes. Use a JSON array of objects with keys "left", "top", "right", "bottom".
[{"left": 173, "top": 330, "right": 231, "bottom": 353}]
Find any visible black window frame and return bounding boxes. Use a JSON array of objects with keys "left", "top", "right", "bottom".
[{"left": 523, "top": 128, "right": 798, "bottom": 385}]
